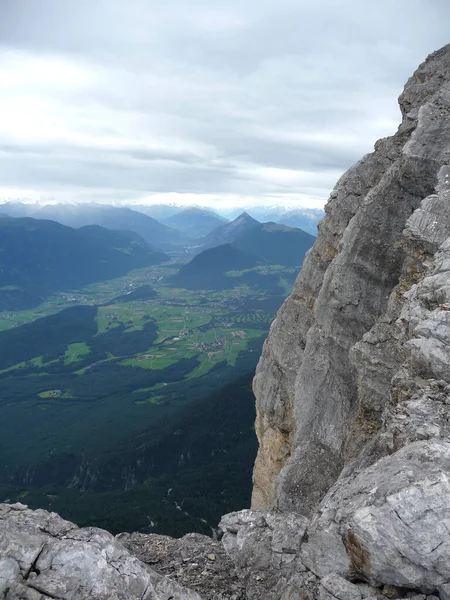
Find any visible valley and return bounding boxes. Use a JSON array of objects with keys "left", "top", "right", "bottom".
[
  {"left": 0, "top": 207, "right": 315, "bottom": 536},
  {"left": 0, "top": 257, "right": 297, "bottom": 536}
]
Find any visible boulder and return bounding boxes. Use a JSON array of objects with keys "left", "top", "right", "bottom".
[
  {"left": 302, "top": 441, "right": 450, "bottom": 593},
  {"left": 0, "top": 503, "right": 200, "bottom": 600}
]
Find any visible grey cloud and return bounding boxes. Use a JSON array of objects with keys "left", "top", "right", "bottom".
[
  {"left": 223, "top": 137, "right": 363, "bottom": 172},
  {"left": 0, "top": 149, "right": 252, "bottom": 194},
  {"left": 0, "top": 0, "right": 449, "bottom": 207}
]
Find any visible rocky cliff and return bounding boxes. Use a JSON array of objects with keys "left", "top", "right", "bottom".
[
  {"left": 248, "top": 41, "right": 450, "bottom": 596},
  {"left": 2, "top": 44, "right": 450, "bottom": 600},
  {"left": 253, "top": 43, "right": 450, "bottom": 512}
]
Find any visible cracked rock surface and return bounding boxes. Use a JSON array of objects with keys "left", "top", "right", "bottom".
[
  {"left": 248, "top": 43, "right": 450, "bottom": 598},
  {"left": 0, "top": 503, "right": 200, "bottom": 600},
  {"left": 302, "top": 440, "right": 450, "bottom": 592},
  {"left": 253, "top": 43, "right": 450, "bottom": 515}
]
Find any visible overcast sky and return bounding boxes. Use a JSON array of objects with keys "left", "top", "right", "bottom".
[{"left": 0, "top": 0, "right": 448, "bottom": 210}]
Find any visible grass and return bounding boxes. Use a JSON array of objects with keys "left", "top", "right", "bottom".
[
  {"left": 225, "top": 264, "right": 294, "bottom": 278},
  {"left": 0, "top": 262, "right": 175, "bottom": 332},
  {"left": 0, "top": 260, "right": 293, "bottom": 337},
  {"left": 64, "top": 342, "right": 91, "bottom": 364},
  {"left": 233, "top": 310, "right": 274, "bottom": 324},
  {"left": 3, "top": 285, "right": 272, "bottom": 380},
  {"left": 0, "top": 355, "right": 59, "bottom": 375},
  {"left": 121, "top": 326, "right": 266, "bottom": 375},
  {"left": 0, "top": 260, "right": 288, "bottom": 385}
]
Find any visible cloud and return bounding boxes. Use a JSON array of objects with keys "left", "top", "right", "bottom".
[{"left": 0, "top": 0, "right": 449, "bottom": 208}]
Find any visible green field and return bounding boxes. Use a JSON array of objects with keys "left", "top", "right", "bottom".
[
  {"left": 0, "top": 259, "right": 291, "bottom": 381},
  {"left": 64, "top": 342, "right": 91, "bottom": 364},
  {"left": 0, "top": 262, "right": 295, "bottom": 332},
  {"left": 0, "top": 258, "right": 300, "bottom": 537}
]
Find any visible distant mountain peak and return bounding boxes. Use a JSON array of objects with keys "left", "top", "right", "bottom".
[
  {"left": 236, "top": 211, "right": 256, "bottom": 221},
  {"left": 201, "top": 212, "right": 260, "bottom": 249}
]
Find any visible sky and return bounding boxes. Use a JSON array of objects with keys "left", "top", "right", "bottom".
[{"left": 0, "top": 1, "right": 449, "bottom": 210}]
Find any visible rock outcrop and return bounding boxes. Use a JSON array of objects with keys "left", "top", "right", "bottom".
[
  {"left": 0, "top": 503, "right": 201, "bottom": 600},
  {"left": 2, "top": 44, "right": 450, "bottom": 600},
  {"left": 249, "top": 42, "right": 450, "bottom": 597}
]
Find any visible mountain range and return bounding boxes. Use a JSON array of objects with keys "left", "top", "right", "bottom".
[
  {"left": 172, "top": 214, "right": 315, "bottom": 290},
  {"left": 0, "top": 217, "right": 166, "bottom": 310},
  {"left": 251, "top": 207, "right": 323, "bottom": 235},
  {"left": 0, "top": 202, "right": 316, "bottom": 536},
  {"left": 0, "top": 203, "right": 188, "bottom": 251}
]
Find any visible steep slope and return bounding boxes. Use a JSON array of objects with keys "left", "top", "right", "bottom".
[
  {"left": 0, "top": 203, "right": 188, "bottom": 250},
  {"left": 171, "top": 243, "right": 260, "bottom": 289},
  {"left": 162, "top": 207, "right": 229, "bottom": 238},
  {"left": 252, "top": 43, "right": 450, "bottom": 513},
  {"left": 201, "top": 212, "right": 260, "bottom": 248},
  {"left": 0, "top": 217, "right": 167, "bottom": 310},
  {"left": 233, "top": 222, "right": 315, "bottom": 267}
]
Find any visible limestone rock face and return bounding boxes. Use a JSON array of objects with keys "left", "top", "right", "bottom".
[
  {"left": 248, "top": 43, "right": 450, "bottom": 597},
  {"left": 252, "top": 43, "right": 450, "bottom": 515},
  {"left": 218, "top": 509, "right": 317, "bottom": 600},
  {"left": 302, "top": 440, "right": 450, "bottom": 591},
  {"left": 0, "top": 503, "right": 200, "bottom": 600}
]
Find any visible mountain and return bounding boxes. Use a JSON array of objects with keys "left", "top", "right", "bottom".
[
  {"left": 201, "top": 213, "right": 315, "bottom": 268},
  {"left": 171, "top": 243, "right": 260, "bottom": 289},
  {"left": 0, "top": 202, "right": 32, "bottom": 218},
  {"left": 215, "top": 207, "right": 248, "bottom": 221},
  {"left": 215, "top": 206, "right": 324, "bottom": 235},
  {"left": 171, "top": 221, "right": 314, "bottom": 291},
  {"left": 201, "top": 212, "right": 260, "bottom": 248},
  {"left": 233, "top": 222, "right": 315, "bottom": 267},
  {"left": 162, "top": 207, "right": 229, "bottom": 238},
  {"left": 250, "top": 44, "right": 450, "bottom": 595},
  {"left": 0, "top": 202, "right": 189, "bottom": 251},
  {"left": 0, "top": 217, "right": 167, "bottom": 310}
]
